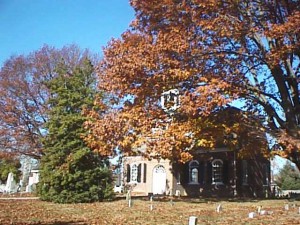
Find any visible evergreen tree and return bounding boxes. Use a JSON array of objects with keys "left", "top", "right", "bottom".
[
  {"left": 275, "top": 161, "right": 300, "bottom": 190},
  {"left": 37, "top": 59, "right": 114, "bottom": 203},
  {"left": 0, "top": 156, "right": 21, "bottom": 184}
]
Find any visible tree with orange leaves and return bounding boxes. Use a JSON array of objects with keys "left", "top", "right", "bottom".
[
  {"left": 86, "top": 0, "right": 299, "bottom": 167},
  {"left": 129, "top": 0, "right": 300, "bottom": 166}
]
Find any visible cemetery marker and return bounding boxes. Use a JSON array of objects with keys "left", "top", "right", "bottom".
[{"left": 188, "top": 216, "right": 197, "bottom": 225}]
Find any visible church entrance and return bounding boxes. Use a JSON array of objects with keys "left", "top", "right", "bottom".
[{"left": 152, "top": 165, "right": 166, "bottom": 195}]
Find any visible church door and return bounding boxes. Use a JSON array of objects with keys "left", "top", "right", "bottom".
[{"left": 152, "top": 165, "right": 166, "bottom": 194}]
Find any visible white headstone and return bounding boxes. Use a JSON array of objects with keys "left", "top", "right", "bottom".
[
  {"left": 260, "top": 210, "right": 267, "bottom": 215},
  {"left": 169, "top": 199, "right": 174, "bottom": 206},
  {"left": 150, "top": 196, "right": 153, "bottom": 211},
  {"left": 126, "top": 190, "right": 132, "bottom": 207},
  {"left": 284, "top": 204, "right": 289, "bottom": 211},
  {"left": 216, "top": 204, "right": 222, "bottom": 213},
  {"left": 248, "top": 212, "right": 256, "bottom": 218},
  {"left": 126, "top": 190, "right": 131, "bottom": 200},
  {"left": 26, "top": 184, "right": 31, "bottom": 193},
  {"left": 4, "top": 172, "right": 17, "bottom": 193},
  {"left": 188, "top": 216, "right": 197, "bottom": 225},
  {"left": 257, "top": 206, "right": 262, "bottom": 214}
]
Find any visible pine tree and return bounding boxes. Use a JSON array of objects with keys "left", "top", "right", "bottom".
[
  {"left": 37, "top": 59, "right": 114, "bottom": 203},
  {"left": 275, "top": 161, "right": 300, "bottom": 190},
  {"left": 0, "top": 156, "right": 21, "bottom": 184}
]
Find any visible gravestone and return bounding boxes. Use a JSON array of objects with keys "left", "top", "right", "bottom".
[
  {"left": 188, "top": 216, "right": 197, "bottom": 225},
  {"left": 150, "top": 204, "right": 153, "bottom": 211},
  {"left": 126, "top": 190, "right": 132, "bottom": 207},
  {"left": 248, "top": 212, "right": 256, "bottom": 218},
  {"left": 169, "top": 199, "right": 174, "bottom": 206},
  {"left": 260, "top": 210, "right": 267, "bottom": 215},
  {"left": 284, "top": 203, "right": 289, "bottom": 211},
  {"left": 4, "top": 172, "right": 17, "bottom": 193},
  {"left": 216, "top": 204, "right": 222, "bottom": 213},
  {"left": 257, "top": 206, "right": 262, "bottom": 214},
  {"left": 150, "top": 195, "right": 153, "bottom": 211}
]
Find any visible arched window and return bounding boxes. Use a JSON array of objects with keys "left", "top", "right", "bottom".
[
  {"left": 212, "top": 159, "right": 223, "bottom": 184},
  {"left": 189, "top": 160, "right": 199, "bottom": 184}
]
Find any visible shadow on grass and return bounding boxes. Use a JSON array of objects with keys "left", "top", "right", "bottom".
[
  {"left": 37, "top": 221, "right": 88, "bottom": 225},
  {"left": 115, "top": 194, "right": 293, "bottom": 204}
]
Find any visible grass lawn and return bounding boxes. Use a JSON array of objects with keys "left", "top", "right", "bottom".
[{"left": 0, "top": 197, "right": 299, "bottom": 224}]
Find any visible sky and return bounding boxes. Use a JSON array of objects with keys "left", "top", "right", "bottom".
[{"left": 0, "top": 0, "right": 135, "bottom": 67}]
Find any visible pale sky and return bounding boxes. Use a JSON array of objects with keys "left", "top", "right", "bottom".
[{"left": 0, "top": 0, "right": 135, "bottom": 66}]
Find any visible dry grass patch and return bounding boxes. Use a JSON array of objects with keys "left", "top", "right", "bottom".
[{"left": 0, "top": 198, "right": 299, "bottom": 224}]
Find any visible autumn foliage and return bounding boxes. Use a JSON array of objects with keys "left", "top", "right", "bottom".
[
  {"left": 126, "top": 0, "right": 299, "bottom": 166},
  {"left": 84, "top": 0, "right": 300, "bottom": 163}
]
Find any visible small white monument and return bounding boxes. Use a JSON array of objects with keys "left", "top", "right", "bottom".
[
  {"left": 150, "top": 195, "right": 153, "bottom": 211},
  {"left": 188, "top": 216, "right": 197, "bottom": 225},
  {"left": 26, "top": 169, "right": 39, "bottom": 192},
  {"left": 126, "top": 190, "right": 132, "bottom": 207},
  {"left": 284, "top": 203, "right": 289, "bottom": 211},
  {"left": 4, "top": 172, "right": 17, "bottom": 193},
  {"left": 257, "top": 205, "right": 262, "bottom": 214},
  {"left": 216, "top": 204, "right": 222, "bottom": 213},
  {"left": 248, "top": 212, "right": 257, "bottom": 218}
]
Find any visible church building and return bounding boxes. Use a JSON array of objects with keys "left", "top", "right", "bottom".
[
  {"left": 119, "top": 89, "right": 271, "bottom": 198},
  {"left": 122, "top": 149, "right": 270, "bottom": 198}
]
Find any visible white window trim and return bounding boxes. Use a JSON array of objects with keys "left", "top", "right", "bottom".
[
  {"left": 129, "top": 163, "right": 138, "bottom": 184},
  {"left": 189, "top": 160, "right": 199, "bottom": 184},
  {"left": 212, "top": 159, "right": 224, "bottom": 185}
]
